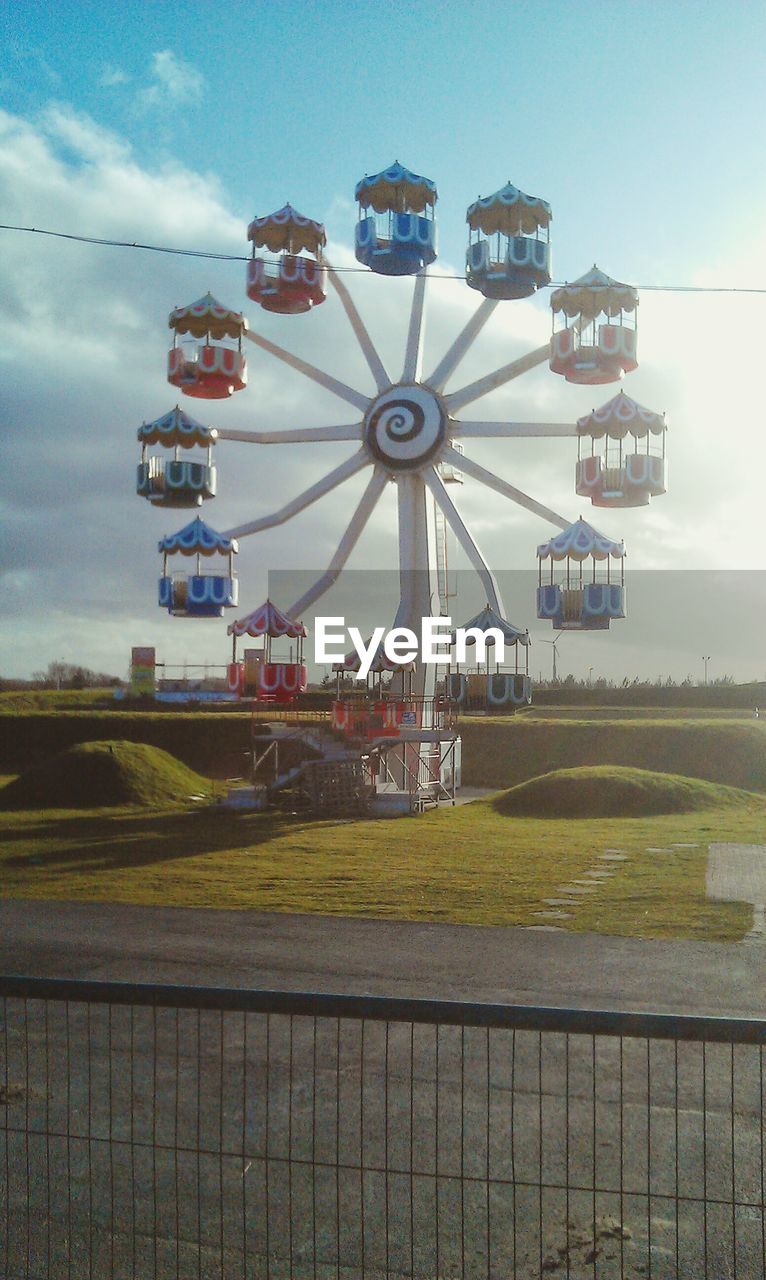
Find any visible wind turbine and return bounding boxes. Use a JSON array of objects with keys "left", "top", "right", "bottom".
[{"left": 539, "top": 632, "right": 566, "bottom": 682}]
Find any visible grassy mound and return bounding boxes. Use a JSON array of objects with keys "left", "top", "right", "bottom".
[
  {"left": 0, "top": 709, "right": 251, "bottom": 776},
  {"left": 492, "top": 765, "right": 760, "bottom": 819},
  {"left": 0, "top": 740, "right": 213, "bottom": 810},
  {"left": 460, "top": 718, "right": 766, "bottom": 792}
]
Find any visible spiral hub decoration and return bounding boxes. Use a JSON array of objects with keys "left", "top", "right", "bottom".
[{"left": 363, "top": 383, "right": 447, "bottom": 469}]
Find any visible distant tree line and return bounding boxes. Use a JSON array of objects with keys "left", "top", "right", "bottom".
[
  {"left": 535, "top": 673, "right": 737, "bottom": 690},
  {"left": 1, "top": 662, "right": 123, "bottom": 692}
]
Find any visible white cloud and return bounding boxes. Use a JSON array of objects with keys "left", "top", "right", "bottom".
[
  {"left": 40, "top": 103, "right": 132, "bottom": 166},
  {"left": 1, "top": 102, "right": 764, "bottom": 681},
  {"left": 135, "top": 50, "right": 205, "bottom": 114},
  {"left": 99, "top": 65, "right": 131, "bottom": 89}
]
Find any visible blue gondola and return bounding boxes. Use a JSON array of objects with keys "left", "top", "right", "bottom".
[
  {"left": 537, "top": 518, "right": 626, "bottom": 630},
  {"left": 355, "top": 162, "right": 437, "bottom": 276},
  {"left": 466, "top": 181, "right": 551, "bottom": 300},
  {"left": 137, "top": 407, "right": 217, "bottom": 508},
  {"left": 158, "top": 516, "right": 238, "bottom": 618}
]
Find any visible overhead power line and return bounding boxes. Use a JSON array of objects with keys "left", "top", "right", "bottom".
[
  {"left": 0, "top": 223, "right": 245, "bottom": 261},
  {"left": 2, "top": 222, "right": 765, "bottom": 294}
]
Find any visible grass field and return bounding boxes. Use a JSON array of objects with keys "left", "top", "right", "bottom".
[
  {"left": 460, "top": 714, "right": 766, "bottom": 790},
  {"left": 1, "top": 702, "right": 764, "bottom": 942},
  {"left": 0, "top": 784, "right": 762, "bottom": 940},
  {"left": 0, "top": 688, "right": 116, "bottom": 712},
  {"left": 3, "top": 706, "right": 766, "bottom": 790}
]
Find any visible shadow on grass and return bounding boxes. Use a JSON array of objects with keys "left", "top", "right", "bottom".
[{"left": 0, "top": 805, "right": 338, "bottom": 873}]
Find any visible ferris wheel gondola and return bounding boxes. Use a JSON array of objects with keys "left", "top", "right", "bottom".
[
  {"left": 247, "top": 204, "right": 327, "bottom": 314},
  {"left": 355, "top": 162, "right": 437, "bottom": 276},
  {"left": 227, "top": 599, "right": 307, "bottom": 703},
  {"left": 167, "top": 294, "right": 247, "bottom": 399},
  {"left": 466, "top": 181, "right": 552, "bottom": 300},
  {"left": 576, "top": 392, "right": 667, "bottom": 507},
  {"left": 158, "top": 516, "right": 238, "bottom": 617},
  {"left": 536, "top": 518, "right": 626, "bottom": 630},
  {"left": 550, "top": 267, "right": 638, "bottom": 385},
  {"left": 447, "top": 605, "right": 532, "bottom": 710},
  {"left": 137, "top": 406, "right": 217, "bottom": 507}
]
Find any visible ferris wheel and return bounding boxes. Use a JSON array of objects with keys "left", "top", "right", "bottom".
[{"left": 137, "top": 161, "right": 667, "bottom": 708}]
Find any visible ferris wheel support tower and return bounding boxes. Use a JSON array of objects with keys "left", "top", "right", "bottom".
[{"left": 215, "top": 264, "right": 577, "bottom": 697}]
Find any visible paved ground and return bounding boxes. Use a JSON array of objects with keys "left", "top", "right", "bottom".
[
  {"left": 3, "top": 902, "right": 766, "bottom": 1276},
  {"left": 4, "top": 993, "right": 762, "bottom": 1279},
  {"left": 1, "top": 897, "right": 765, "bottom": 1016}
]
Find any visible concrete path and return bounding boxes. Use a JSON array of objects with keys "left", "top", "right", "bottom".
[
  {"left": 1, "top": 898, "right": 765, "bottom": 1016},
  {"left": 707, "top": 842, "right": 766, "bottom": 902}
]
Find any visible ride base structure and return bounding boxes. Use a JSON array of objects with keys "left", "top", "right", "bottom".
[{"left": 134, "top": 164, "right": 667, "bottom": 815}]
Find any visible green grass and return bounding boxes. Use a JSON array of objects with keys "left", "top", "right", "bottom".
[
  {"left": 493, "top": 765, "right": 761, "bottom": 818},
  {"left": 0, "top": 709, "right": 252, "bottom": 777},
  {"left": 3, "top": 706, "right": 765, "bottom": 794},
  {"left": 0, "top": 790, "right": 762, "bottom": 941},
  {"left": 1, "top": 709, "right": 764, "bottom": 943},
  {"left": 0, "top": 741, "right": 214, "bottom": 810},
  {"left": 460, "top": 717, "right": 766, "bottom": 791},
  {"left": 0, "top": 688, "right": 117, "bottom": 713},
  {"left": 513, "top": 706, "right": 759, "bottom": 720}
]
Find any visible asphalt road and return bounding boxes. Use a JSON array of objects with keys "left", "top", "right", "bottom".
[{"left": 0, "top": 898, "right": 764, "bottom": 1016}]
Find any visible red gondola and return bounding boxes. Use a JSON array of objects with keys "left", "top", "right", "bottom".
[
  {"left": 167, "top": 294, "right": 247, "bottom": 399},
  {"left": 227, "top": 599, "right": 307, "bottom": 704},
  {"left": 247, "top": 204, "right": 327, "bottom": 314},
  {"left": 576, "top": 392, "right": 666, "bottom": 507},
  {"left": 550, "top": 267, "right": 638, "bottom": 385}
]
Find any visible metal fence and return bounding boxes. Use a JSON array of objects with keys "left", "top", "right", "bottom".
[{"left": 1, "top": 975, "right": 765, "bottom": 1279}]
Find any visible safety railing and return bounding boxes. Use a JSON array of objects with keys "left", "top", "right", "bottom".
[
  {"left": 1, "top": 976, "right": 764, "bottom": 1278},
  {"left": 250, "top": 707, "right": 330, "bottom": 725}
]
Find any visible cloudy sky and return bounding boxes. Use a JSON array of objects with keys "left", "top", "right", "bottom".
[{"left": 2, "top": 1, "right": 766, "bottom": 684}]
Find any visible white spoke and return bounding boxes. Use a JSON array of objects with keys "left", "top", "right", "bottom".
[
  {"left": 287, "top": 468, "right": 389, "bottom": 616},
  {"left": 243, "top": 328, "right": 368, "bottom": 411},
  {"left": 445, "top": 314, "right": 588, "bottom": 411},
  {"left": 452, "top": 421, "right": 578, "bottom": 439},
  {"left": 444, "top": 341, "right": 550, "bottom": 412},
  {"left": 216, "top": 423, "right": 362, "bottom": 445},
  {"left": 424, "top": 466, "right": 504, "bottom": 616},
  {"left": 224, "top": 449, "right": 370, "bottom": 539},
  {"left": 327, "top": 261, "right": 390, "bottom": 392},
  {"left": 443, "top": 446, "right": 570, "bottom": 529},
  {"left": 401, "top": 270, "right": 428, "bottom": 383},
  {"left": 425, "top": 297, "right": 498, "bottom": 392}
]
